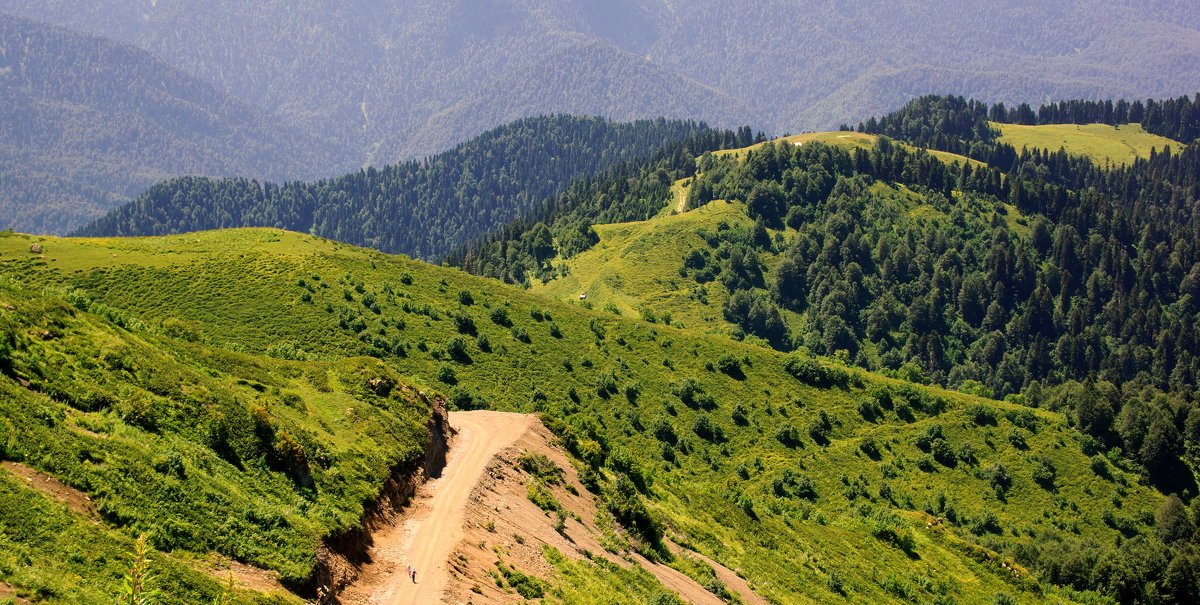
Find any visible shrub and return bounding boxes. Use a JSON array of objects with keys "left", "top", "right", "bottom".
[
  {"left": 457, "top": 289, "right": 474, "bottom": 305},
  {"left": 793, "top": 473, "right": 818, "bottom": 500},
  {"left": 916, "top": 454, "right": 936, "bottom": 472},
  {"left": 984, "top": 463, "right": 1011, "bottom": 498},
  {"left": 595, "top": 371, "right": 618, "bottom": 397},
  {"left": 548, "top": 322, "right": 562, "bottom": 338},
  {"left": 714, "top": 354, "right": 744, "bottom": 379},
  {"left": 970, "top": 511, "right": 1002, "bottom": 535},
  {"left": 1089, "top": 455, "right": 1111, "bottom": 479},
  {"left": 446, "top": 336, "right": 470, "bottom": 362},
  {"left": 436, "top": 364, "right": 457, "bottom": 384},
  {"left": 957, "top": 441, "right": 978, "bottom": 465},
  {"left": 453, "top": 312, "right": 476, "bottom": 335},
  {"left": 776, "top": 423, "right": 802, "bottom": 447},
  {"left": 450, "top": 388, "right": 483, "bottom": 411},
  {"left": 652, "top": 419, "right": 678, "bottom": 445},
  {"left": 1032, "top": 456, "right": 1056, "bottom": 489},
  {"left": 672, "top": 378, "right": 715, "bottom": 409},
  {"left": 860, "top": 435, "right": 881, "bottom": 459},
  {"left": 731, "top": 403, "right": 749, "bottom": 426},
  {"left": 783, "top": 355, "right": 849, "bottom": 388},
  {"left": 1005, "top": 408, "right": 1039, "bottom": 431},
  {"left": 692, "top": 415, "right": 723, "bottom": 442},
  {"left": 497, "top": 563, "right": 547, "bottom": 599},
  {"left": 966, "top": 404, "right": 998, "bottom": 425},
  {"left": 857, "top": 398, "right": 882, "bottom": 421},
  {"left": 808, "top": 410, "right": 833, "bottom": 444},
  {"left": 489, "top": 306, "right": 511, "bottom": 326},
  {"left": 870, "top": 508, "right": 917, "bottom": 554},
  {"left": 623, "top": 382, "right": 640, "bottom": 403},
  {"left": 1007, "top": 429, "right": 1028, "bottom": 450},
  {"left": 931, "top": 439, "right": 957, "bottom": 466}
]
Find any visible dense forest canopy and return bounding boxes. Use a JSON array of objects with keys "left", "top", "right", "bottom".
[{"left": 75, "top": 116, "right": 747, "bottom": 260}]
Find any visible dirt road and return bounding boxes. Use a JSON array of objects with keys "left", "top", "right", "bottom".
[{"left": 339, "top": 411, "right": 534, "bottom": 605}]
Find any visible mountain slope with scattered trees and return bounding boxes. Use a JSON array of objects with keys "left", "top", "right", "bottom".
[
  {"left": 454, "top": 95, "right": 1200, "bottom": 503},
  {"left": 4, "top": 228, "right": 1197, "bottom": 603}
]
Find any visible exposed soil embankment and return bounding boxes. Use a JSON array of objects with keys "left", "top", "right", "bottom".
[
  {"left": 336, "top": 410, "right": 766, "bottom": 605},
  {"left": 314, "top": 390, "right": 453, "bottom": 600}
]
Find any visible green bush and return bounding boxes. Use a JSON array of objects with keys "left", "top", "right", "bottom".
[
  {"left": 965, "top": 404, "right": 997, "bottom": 425},
  {"left": 714, "top": 354, "right": 744, "bottom": 379},
  {"left": 776, "top": 423, "right": 802, "bottom": 447},
  {"left": 783, "top": 355, "right": 849, "bottom": 388},
  {"left": 489, "top": 306, "right": 511, "bottom": 326}
]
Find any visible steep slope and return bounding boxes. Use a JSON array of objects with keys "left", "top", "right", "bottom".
[
  {"left": 72, "top": 116, "right": 735, "bottom": 260},
  {"left": 0, "top": 14, "right": 348, "bottom": 235},
  {"left": 0, "top": 277, "right": 441, "bottom": 602},
  {"left": 2, "top": 228, "right": 1192, "bottom": 603},
  {"left": 342, "top": 411, "right": 771, "bottom": 605},
  {"left": 3, "top": 0, "right": 1196, "bottom": 162}
]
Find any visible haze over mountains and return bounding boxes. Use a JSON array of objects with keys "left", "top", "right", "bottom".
[
  {"left": 0, "top": 14, "right": 351, "bottom": 234},
  {"left": 3, "top": 0, "right": 1200, "bottom": 235}
]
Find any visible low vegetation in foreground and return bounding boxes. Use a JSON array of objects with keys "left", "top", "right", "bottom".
[
  {"left": 0, "top": 273, "right": 430, "bottom": 603},
  {"left": 3, "top": 227, "right": 1197, "bottom": 603}
]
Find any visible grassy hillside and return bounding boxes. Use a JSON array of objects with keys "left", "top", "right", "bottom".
[
  {"left": 532, "top": 200, "right": 760, "bottom": 336},
  {"left": 715, "top": 131, "right": 986, "bottom": 168},
  {"left": 530, "top": 145, "right": 986, "bottom": 347},
  {"left": 993, "top": 122, "right": 1184, "bottom": 166},
  {"left": 0, "top": 228, "right": 1179, "bottom": 603},
  {"left": 0, "top": 267, "right": 433, "bottom": 602}
]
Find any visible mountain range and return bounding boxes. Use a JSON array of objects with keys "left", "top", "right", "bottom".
[
  {"left": 3, "top": 0, "right": 1200, "bottom": 236},
  {"left": 0, "top": 13, "right": 350, "bottom": 235}
]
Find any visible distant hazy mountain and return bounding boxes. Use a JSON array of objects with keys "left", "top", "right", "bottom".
[
  {"left": 0, "top": 13, "right": 351, "bottom": 234},
  {"left": 6, "top": 0, "right": 1197, "bottom": 167}
]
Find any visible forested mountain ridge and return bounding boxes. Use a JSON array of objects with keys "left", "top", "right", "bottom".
[
  {"left": 74, "top": 116, "right": 752, "bottom": 260},
  {"left": 0, "top": 13, "right": 348, "bottom": 235},
  {"left": 4, "top": 0, "right": 1197, "bottom": 164},
  {"left": 454, "top": 95, "right": 1200, "bottom": 500}
]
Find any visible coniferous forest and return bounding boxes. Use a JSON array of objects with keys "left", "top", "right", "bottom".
[{"left": 74, "top": 116, "right": 741, "bottom": 260}]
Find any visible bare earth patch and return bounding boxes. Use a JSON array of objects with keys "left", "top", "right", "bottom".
[
  {"left": 1, "top": 461, "right": 98, "bottom": 519},
  {"left": 334, "top": 411, "right": 767, "bottom": 604}
]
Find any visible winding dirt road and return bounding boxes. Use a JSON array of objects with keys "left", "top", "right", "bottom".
[{"left": 339, "top": 411, "right": 534, "bottom": 605}]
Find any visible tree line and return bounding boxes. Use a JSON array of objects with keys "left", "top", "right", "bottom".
[{"left": 75, "top": 116, "right": 730, "bottom": 260}]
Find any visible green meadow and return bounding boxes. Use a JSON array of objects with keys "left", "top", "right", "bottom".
[
  {"left": 992, "top": 122, "right": 1183, "bottom": 166},
  {"left": 0, "top": 227, "right": 1167, "bottom": 603}
]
